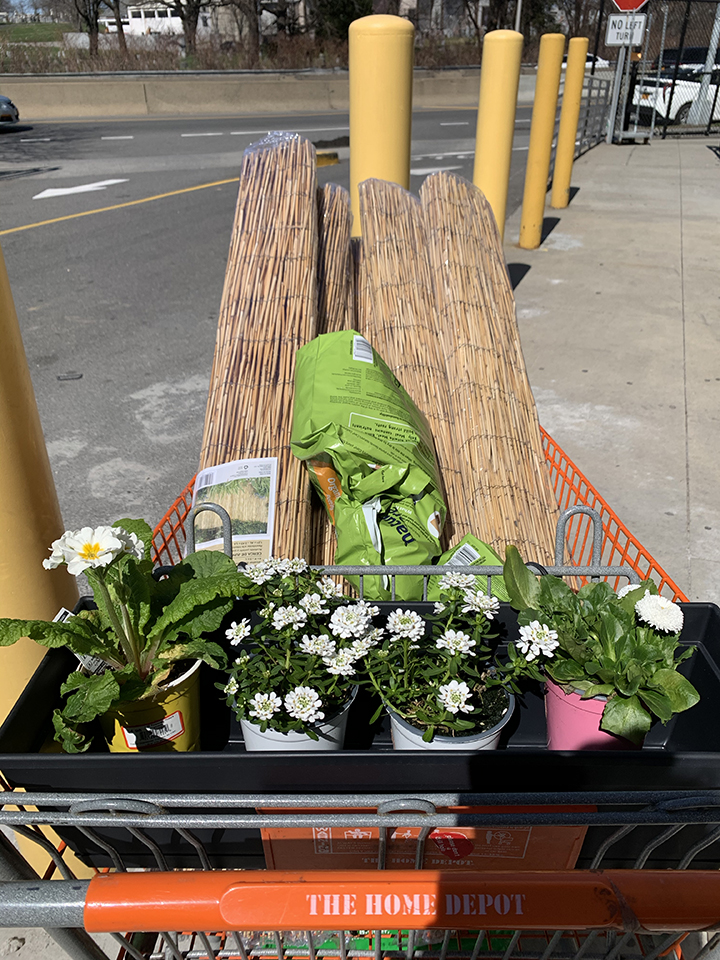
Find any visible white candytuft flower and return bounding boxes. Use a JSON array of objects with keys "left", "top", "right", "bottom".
[
  {"left": 386, "top": 609, "right": 425, "bottom": 642},
  {"left": 433, "top": 602, "right": 446, "bottom": 615},
  {"left": 617, "top": 583, "right": 643, "bottom": 599},
  {"left": 284, "top": 686, "right": 324, "bottom": 722},
  {"left": 226, "top": 619, "right": 251, "bottom": 645},
  {"left": 516, "top": 620, "right": 560, "bottom": 661},
  {"left": 323, "top": 649, "right": 357, "bottom": 676},
  {"left": 636, "top": 593, "right": 684, "bottom": 634},
  {"left": 350, "top": 630, "right": 383, "bottom": 657},
  {"left": 461, "top": 590, "right": 500, "bottom": 619},
  {"left": 223, "top": 677, "right": 239, "bottom": 696},
  {"left": 299, "top": 592, "right": 328, "bottom": 615},
  {"left": 329, "top": 602, "right": 376, "bottom": 639},
  {"left": 272, "top": 605, "right": 308, "bottom": 631},
  {"left": 438, "top": 680, "right": 473, "bottom": 715},
  {"left": 317, "top": 576, "right": 344, "bottom": 599},
  {"left": 436, "top": 629, "right": 476, "bottom": 656},
  {"left": 438, "top": 572, "right": 475, "bottom": 591},
  {"left": 245, "top": 557, "right": 308, "bottom": 583},
  {"left": 299, "top": 633, "right": 336, "bottom": 657},
  {"left": 43, "top": 526, "right": 125, "bottom": 576},
  {"left": 248, "top": 691, "right": 282, "bottom": 721}
]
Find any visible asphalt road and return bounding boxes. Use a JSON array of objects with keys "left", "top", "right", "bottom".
[{"left": 0, "top": 107, "right": 533, "bottom": 537}]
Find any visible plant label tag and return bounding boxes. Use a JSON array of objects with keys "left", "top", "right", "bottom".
[
  {"left": 53, "top": 607, "right": 75, "bottom": 623},
  {"left": 122, "top": 710, "right": 185, "bottom": 750}
]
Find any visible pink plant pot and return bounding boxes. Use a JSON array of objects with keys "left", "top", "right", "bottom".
[{"left": 544, "top": 678, "right": 639, "bottom": 751}]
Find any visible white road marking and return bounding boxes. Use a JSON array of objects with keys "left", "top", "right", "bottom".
[
  {"left": 102, "top": 135, "right": 134, "bottom": 140},
  {"left": 181, "top": 132, "right": 224, "bottom": 137},
  {"left": 33, "top": 179, "right": 129, "bottom": 199},
  {"left": 230, "top": 125, "right": 349, "bottom": 135},
  {"left": 410, "top": 165, "right": 463, "bottom": 175},
  {"left": 21, "top": 138, "right": 51, "bottom": 142},
  {"left": 440, "top": 121, "right": 470, "bottom": 126}
]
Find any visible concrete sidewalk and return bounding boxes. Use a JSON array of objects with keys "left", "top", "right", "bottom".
[{"left": 506, "top": 137, "right": 720, "bottom": 603}]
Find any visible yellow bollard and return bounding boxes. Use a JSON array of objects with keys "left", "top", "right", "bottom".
[
  {"left": 349, "top": 14, "right": 414, "bottom": 237},
  {"left": 551, "top": 36, "right": 589, "bottom": 209},
  {"left": 0, "top": 242, "right": 78, "bottom": 725},
  {"left": 472, "top": 29, "right": 524, "bottom": 241},
  {"left": 518, "top": 33, "right": 566, "bottom": 250}
]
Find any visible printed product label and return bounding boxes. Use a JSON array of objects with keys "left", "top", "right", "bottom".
[{"left": 122, "top": 710, "right": 185, "bottom": 750}]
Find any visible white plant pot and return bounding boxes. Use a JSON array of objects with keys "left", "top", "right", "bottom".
[
  {"left": 240, "top": 690, "right": 356, "bottom": 752},
  {"left": 388, "top": 693, "right": 515, "bottom": 751}
]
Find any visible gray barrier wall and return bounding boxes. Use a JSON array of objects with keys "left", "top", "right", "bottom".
[{"left": 0, "top": 69, "right": 538, "bottom": 120}]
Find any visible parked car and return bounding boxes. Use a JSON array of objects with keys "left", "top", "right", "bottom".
[
  {"left": 0, "top": 95, "right": 19, "bottom": 125},
  {"left": 559, "top": 53, "right": 610, "bottom": 70},
  {"left": 652, "top": 46, "right": 720, "bottom": 76},
  {"left": 633, "top": 71, "right": 720, "bottom": 123}
]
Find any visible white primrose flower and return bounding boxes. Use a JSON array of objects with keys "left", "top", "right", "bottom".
[
  {"left": 43, "top": 526, "right": 125, "bottom": 576},
  {"left": 284, "top": 686, "right": 325, "bottom": 722},
  {"left": 248, "top": 691, "right": 282, "bottom": 721},
  {"left": 329, "top": 602, "right": 377, "bottom": 639},
  {"left": 617, "top": 583, "right": 642, "bottom": 599},
  {"left": 317, "top": 576, "right": 344, "bottom": 599},
  {"left": 224, "top": 677, "right": 239, "bottom": 696},
  {"left": 323, "top": 649, "right": 357, "bottom": 676},
  {"left": 438, "top": 680, "right": 473, "bottom": 715},
  {"left": 225, "top": 618, "right": 252, "bottom": 645},
  {"left": 461, "top": 590, "right": 501, "bottom": 619},
  {"left": 299, "top": 633, "right": 337, "bottom": 657},
  {"left": 438, "top": 572, "right": 476, "bottom": 591},
  {"left": 272, "top": 605, "right": 308, "bottom": 631},
  {"left": 436, "top": 629, "right": 476, "bottom": 656},
  {"left": 299, "top": 592, "right": 329, "bottom": 615},
  {"left": 516, "top": 620, "right": 560, "bottom": 661},
  {"left": 636, "top": 593, "right": 684, "bottom": 634},
  {"left": 113, "top": 527, "right": 145, "bottom": 561},
  {"left": 386, "top": 609, "right": 425, "bottom": 642}
]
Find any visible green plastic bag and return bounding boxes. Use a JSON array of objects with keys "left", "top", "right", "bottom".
[
  {"left": 427, "top": 534, "right": 510, "bottom": 602},
  {"left": 290, "top": 331, "right": 446, "bottom": 599}
]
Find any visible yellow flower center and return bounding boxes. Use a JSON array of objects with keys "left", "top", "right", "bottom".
[{"left": 78, "top": 542, "right": 103, "bottom": 561}]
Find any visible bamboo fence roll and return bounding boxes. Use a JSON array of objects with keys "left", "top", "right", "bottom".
[
  {"left": 199, "top": 133, "right": 318, "bottom": 560},
  {"left": 420, "top": 171, "right": 559, "bottom": 564},
  {"left": 351, "top": 236, "right": 372, "bottom": 336},
  {"left": 316, "top": 183, "right": 353, "bottom": 335},
  {"left": 358, "top": 179, "right": 470, "bottom": 546}
]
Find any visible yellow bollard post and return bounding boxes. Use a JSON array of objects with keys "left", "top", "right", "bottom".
[
  {"left": 349, "top": 14, "right": 414, "bottom": 237},
  {"left": 472, "top": 29, "right": 524, "bottom": 241},
  {"left": 0, "top": 242, "right": 78, "bottom": 725},
  {"left": 551, "top": 36, "right": 589, "bottom": 209},
  {"left": 518, "top": 32, "right": 566, "bottom": 250}
]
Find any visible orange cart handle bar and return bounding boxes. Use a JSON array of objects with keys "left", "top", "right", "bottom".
[{"left": 2, "top": 871, "right": 720, "bottom": 934}]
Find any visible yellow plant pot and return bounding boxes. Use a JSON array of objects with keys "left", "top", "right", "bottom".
[{"left": 99, "top": 660, "right": 201, "bottom": 753}]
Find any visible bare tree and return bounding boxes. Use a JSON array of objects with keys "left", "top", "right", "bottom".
[
  {"left": 555, "top": 0, "right": 599, "bottom": 37},
  {"left": 74, "top": 0, "right": 103, "bottom": 54},
  {"left": 103, "top": 0, "right": 128, "bottom": 50},
  {"left": 225, "top": 0, "right": 260, "bottom": 63},
  {"left": 156, "top": 0, "right": 214, "bottom": 55}
]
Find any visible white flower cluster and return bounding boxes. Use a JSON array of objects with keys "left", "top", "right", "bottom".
[
  {"left": 635, "top": 592, "right": 684, "bottom": 634},
  {"left": 299, "top": 633, "right": 337, "bottom": 657},
  {"left": 386, "top": 609, "right": 425, "bottom": 644},
  {"left": 436, "top": 629, "right": 476, "bottom": 656},
  {"left": 329, "top": 601, "right": 379, "bottom": 639},
  {"left": 516, "top": 620, "right": 560, "bottom": 661},
  {"left": 225, "top": 618, "right": 251, "bottom": 645},
  {"left": 248, "top": 691, "right": 282, "bottom": 720},
  {"left": 299, "top": 593, "right": 329, "bottom": 615},
  {"left": 224, "top": 677, "right": 239, "bottom": 696},
  {"left": 244, "top": 557, "right": 309, "bottom": 584},
  {"left": 438, "top": 572, "right": 476, "bottom": 591},
  {"left": 284, "top": 686, "right": 324, "bottom": 722},
  {"left": 317, "top": 576, "right": 345, "bottom": 599},
  {"left": 272, "top": 605, "right": 308, "bottom": 631},
  {"left": 437, "top": 679, "right": 473, "bottom": 714},
  {"left": 44, "top": 525, "right": 144, "bottom": 577},
  {"left": 461, "top": 590, "right": 500, "bottom": 619}
]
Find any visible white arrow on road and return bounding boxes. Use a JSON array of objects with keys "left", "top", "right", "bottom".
[{"left": 33, "top": 179, "right": 129, "bottom": 200}]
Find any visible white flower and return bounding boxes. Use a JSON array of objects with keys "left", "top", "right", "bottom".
[
  {"left": 317, "top": 576, "right": 344, "bottom": 599},
  {"left": 272, "top": 605, "right": 308, "bottom": 631},
  {"left": 517, "top": 620, "right": 559, "bottom": 661},
  {"left": 226, "top": 619, "right": 251, "bottom": 645},
  {"left": 324, "top": 649, "right": 357, "bottom": 676},
  {"left": 438, "top": 680, "right": 473, "bottom": 715},
  {"left": 438, "top": 572, "right": 475, "bottom": 590},
  {"left": 349, "top": 630, "right": 383, "bottom": 657},
  {"left": 224, "top": 678, "right": 239, "bottom": 696},
  {"left": 617, "top": 583, "right": 642, "bottom": 598},
  {"left": 461, "top": 590, "right": 501, "bottom": 619},
  {"left": 299, "top": 592, "right": 328, "bottom": 615},
  {"left": 433, "top": 602, "right": 446, "bottom": 614},
  {"left": 329, "top": 602, "right": 376, "bottom": 639},
  {"left": 436, "top": 629, "right": 476, "bottom": 656},
  {"left": 113, "top": 527, "right": 145, "bottom": 561},
  {"left": 299, "top": 633, "right": 336, "bottom": 657},
  {"left": 244, "top": 560, "right": 276, "bottom": 585},
  {"left": 286, "top": 558, "right": 309, "bottom": 574},
  {"left": 284, "top": 686, "right": 324, "bottom": 722},
  {"left": 43, "top": 526, "right": 125, "bottom": 576},
  {"left": 248, "top": 691, "right": 282, "bottom": 721},
  {"left": 636, "top": 593, "right": 684, "bottom": 634},
  {"left": 260, "top": 601, "right": 276, "bottom": 618},
  {"left": 386, "top": 609, "right": 425, "bottom": 642}
]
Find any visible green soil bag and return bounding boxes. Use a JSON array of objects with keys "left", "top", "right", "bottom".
[
  {"left": 291, "top": 331, "right": 446, "bottom": 600},
  {"left": 427, "top": 534, "right": 511, "bottom": 602}
]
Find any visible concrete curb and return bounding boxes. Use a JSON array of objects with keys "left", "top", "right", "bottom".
[{"left": 0, "top": 69, "right": 538, "bottom": 120}]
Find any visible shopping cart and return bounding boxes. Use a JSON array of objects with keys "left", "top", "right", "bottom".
[{"left": 0, "top": 430, "right": 716, "bottom": 960}]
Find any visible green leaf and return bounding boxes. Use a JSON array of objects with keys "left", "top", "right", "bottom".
[
  {"left": 638, "top": 686, "right": 673, "bottom": 723},
  {"left": 113, "top": 518, "right": 154, "bottom": 563},
  {"left": 155, "top": 639, "right": 227, "bottom": 670},
  {"left": 649, "top": 668, "right": 701, "bottom": 713},
  {"left": 52, "top": 711, "right": 91, "bottom": 754},
  {"left": 182, "top": 550, "right": 239, "bottom": 578},
  {"left": 60, "top": 670, "right": 121, "bottom": 722},
  {"left": 0, "top": 618, "right": 91, "bottom": 650},
  {"left": 147, "top": 573, "right": 253, "bottom": 644},
  {"left": 503, "top": 545, "right": 541, "bottom": 611},
  {"left": 600, "top": 694, "right": 652, "bottom": 744}
]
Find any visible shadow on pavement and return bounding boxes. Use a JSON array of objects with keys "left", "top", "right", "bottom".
[
  {"left": 0, "top": 124, "right": 34, "bottom": 136},
  {"left": 568, "top": 186, "right": 581, "bottom": 204},
  {"left": 707, "top": 145, "right": 720, "bottom": 162},
  {"left": 541, "top": 216, "right": 561, "bottom": 243},
  {"left": 507, "top": 263, "right": 531, "bottom": 289}
]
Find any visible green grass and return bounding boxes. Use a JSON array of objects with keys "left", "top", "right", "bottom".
[{"left": 0, "top": 22, "right": 74, "bottom": 42}]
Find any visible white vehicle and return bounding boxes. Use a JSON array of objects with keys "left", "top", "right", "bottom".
[{"left": 633, "top": 72, "right": 720, "bottom": 124}]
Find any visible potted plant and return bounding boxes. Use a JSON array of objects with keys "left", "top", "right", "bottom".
[
  {"left": 221, "top": 557, "right": 381, "bottom": 751},
  {"left": 503, "top": 545, "right": 701, "bottom": 748},
  {"left": 0, "top": 520, "right": 256, "bottom": 753},
  {"left": 363, "top": 573, "right": 521, "bottom": 750}
]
